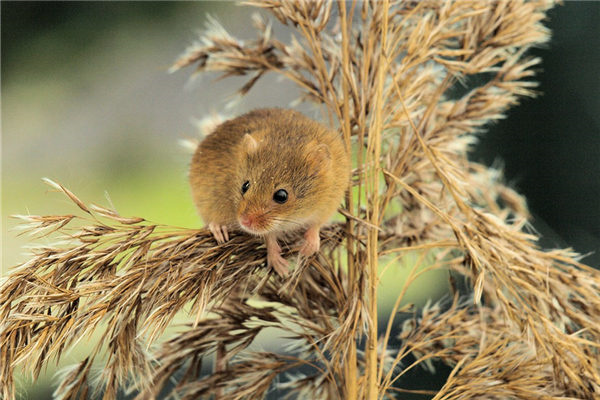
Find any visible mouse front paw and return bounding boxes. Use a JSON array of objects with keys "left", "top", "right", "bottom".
[
  {"left": 208, "top": 222, "right": 229, "bottom": 244},
  {"left": 300, "top": 226, "right": 320, "bottom": 257},
  {"left": 268, "top": 251, "right": 289, "bottom": 277},
  {"left": 265, "top": 233, "right": 289, "bottom": 276}
]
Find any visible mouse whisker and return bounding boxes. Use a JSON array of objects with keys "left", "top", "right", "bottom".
[
  {"left": 270, "top": 216, "right": 303, "bottom": 226},
  {"left": 269, "top": 216, "right": 305, "bottom": 230}
]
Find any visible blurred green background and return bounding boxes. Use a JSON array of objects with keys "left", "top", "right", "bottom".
[{"left": 1, "top": 1, "right": 598, "bottom": 398}]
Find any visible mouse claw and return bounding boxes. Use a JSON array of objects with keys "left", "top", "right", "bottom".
[
  {"left": 222, "top": 226, "right": 229, "bottom": 241},
  {"left": 208, "top": 223, "right": 228, "bottom": 244},
  {"left": 300, "top": 226, "right": 320, "bottom": 257}
]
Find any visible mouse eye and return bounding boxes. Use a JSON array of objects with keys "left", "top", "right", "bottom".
[
  {"left": 273, "top": 189, "right": 288, "bottom": 204},
  {"left": 241, "top": 180, "right": 250, "bottom": 194}
]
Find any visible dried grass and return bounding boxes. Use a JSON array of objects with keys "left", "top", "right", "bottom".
[{"left": 3, "top": 1, "right": 600, "bottom": 399}]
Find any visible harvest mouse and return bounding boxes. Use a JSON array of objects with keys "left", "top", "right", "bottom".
[{"left": 189, "top": 108, "right": 350, "bottom": 276}]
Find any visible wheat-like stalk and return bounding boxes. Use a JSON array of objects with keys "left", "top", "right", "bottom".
[{"left": 3, "top": 1, "right": 600, "bottom": 399}]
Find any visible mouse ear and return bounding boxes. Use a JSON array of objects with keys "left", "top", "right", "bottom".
[
  {"left": 306, "top": 142, "right": 331, "bottom": 172},
  {"left": 241, "top": 133, "right": 259, "bottom": 153}
]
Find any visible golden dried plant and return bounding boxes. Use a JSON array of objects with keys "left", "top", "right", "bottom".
[{"left": 3, "top": 1, "right": 599, "bottom": 399}]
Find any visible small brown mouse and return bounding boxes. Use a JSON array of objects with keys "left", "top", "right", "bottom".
[{"left": 189, "top": 108, "right": 350, "bottom": 276}]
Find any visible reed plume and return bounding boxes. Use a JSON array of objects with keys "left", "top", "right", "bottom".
[{"left": 3, "top": 1, "right": 600, "bottom": 399}]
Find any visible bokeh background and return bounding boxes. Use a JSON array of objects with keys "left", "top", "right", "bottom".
[{"left": 2, "top": 1, "right": 598, "bottom": 398}]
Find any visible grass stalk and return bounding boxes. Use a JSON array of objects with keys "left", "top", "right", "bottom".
[
  {"left": 338, "top": 2, "right": 358, "bottom": 399},
  {"left": 365, "top": 1, "right": 389, "bottom": 398}
]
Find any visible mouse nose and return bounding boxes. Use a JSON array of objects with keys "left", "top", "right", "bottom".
[
  {"left": 239, "top": 214, "right": 254, "bottom": 228},
  {"left": 239, "top": 211, "right": 268, "bottom": 233}
]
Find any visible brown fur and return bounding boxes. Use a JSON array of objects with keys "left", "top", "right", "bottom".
[{"left": 189, "top": 108, "right": 350, "bottom": 236}]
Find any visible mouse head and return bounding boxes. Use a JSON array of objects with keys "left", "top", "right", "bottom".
[{"left": 235, "top": 132, "right": 331, "bottom": 235}]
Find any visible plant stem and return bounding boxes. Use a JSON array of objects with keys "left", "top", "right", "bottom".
[
  {"left": 338, "top": 1, "right": 358, "bottom": 398},
  {"left": 365, "top": 1, "right": 389, "bottom": 399}
]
